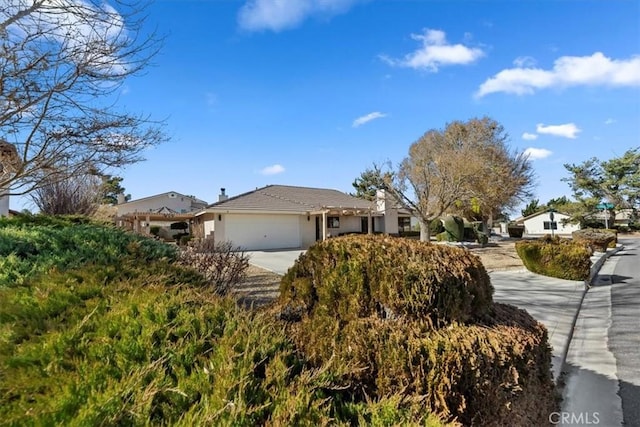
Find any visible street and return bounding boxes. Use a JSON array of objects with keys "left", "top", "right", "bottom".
[
  {"left": 610, "top": 238, "right": 640, "bottom": 427},
  {"left": 561, "top": 238, "right": 640, "bottom": 427}
]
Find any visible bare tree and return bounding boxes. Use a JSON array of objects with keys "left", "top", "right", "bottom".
[
  {"left": 454, "top": 118, "right": 535, "bottom": 230},
  {"left": 381, "top": 117, "right": 535, "bottom": 241},
  {"left": 0, "top": 0, "right": 166, "bottom": 196},
  {"left": 29, "top": 168, "right": 101, "bottom": 215}
]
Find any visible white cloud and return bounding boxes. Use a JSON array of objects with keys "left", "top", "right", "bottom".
[
  {"left": 522, "top": 132, "right": 538, "bottom": 141},
  {"left": 524, "top": 147, "right": 552, "bottom": 160},
  {"left": 536, "top": 123, "right": 581, "bottom": 139},
  {"left": 238, "top": 0, "right": 362, "bottom": 32},
  {"left": 352, "top": 112, "right": 387, "bottom": 127},
  {"left": 380, "top": 29, "right": 484, "bottom": 72},
  {"left": 259, "top": 164, "right": 285, "bottom": 175},
  {"left": 476, "top": 52, "right": 640, "bottom": 97},
  {"left": 604, "top": 118, "right": 616, "bottom": 125},
  {"left": 513, "top": 56, "right": 537, "bottom": 68}
]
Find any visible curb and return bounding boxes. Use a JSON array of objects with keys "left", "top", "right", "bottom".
[{"left": 557, "top": 243, "right": 624, "bottom": 385}]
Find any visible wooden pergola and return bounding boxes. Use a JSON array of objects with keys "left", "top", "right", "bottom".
[
  {"left": 311, "top": 206, "right": 377, "bottom": 241},
  {"left": 116, "top": 212, "right": 196, "bottom": 235}
]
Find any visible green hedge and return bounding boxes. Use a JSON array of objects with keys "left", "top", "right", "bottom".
[{"left": 515, "top": 235, "right": 591, "bottom": 280}]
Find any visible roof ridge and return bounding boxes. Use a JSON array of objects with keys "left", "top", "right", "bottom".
[{"left": 261, "top": 189, "right": 316, "bottom": 209}]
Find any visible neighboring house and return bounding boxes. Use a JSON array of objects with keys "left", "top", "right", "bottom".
[
  {"left": 515, "top": 210, "right": 580, "bottom": 236},
  {"left": 116, "top": 191, "right": 207, "bottom": 235},
  {"left": 0, "top": 193, "right": 8, "bottom": 217},
  {"left": 116, "top": 191, "right": 207, "bottom": 216},
  {"left": 193, "top": 185, "right": 410, "bottom": 250},
  {"left": 588, "top": 208, "right": 636, "bottom": 228}
]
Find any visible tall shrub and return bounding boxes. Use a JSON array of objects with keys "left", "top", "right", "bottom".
[{"left": 515, "top": 236, "right": 591, "bottom": 280}]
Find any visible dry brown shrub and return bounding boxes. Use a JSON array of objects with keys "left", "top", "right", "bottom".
[
  {"left": 280, "top": 234, "right": 493, "bottom": 328},
  {"left": 276, "top": 235, "right": 558, "bottom": 426},
  {"left": 178, "top": 240, "right": 249, "bottom": 295}
]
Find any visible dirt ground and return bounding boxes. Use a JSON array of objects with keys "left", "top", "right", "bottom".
[{"left": 233, "top": 240, "right": 524, "bottom": 306}]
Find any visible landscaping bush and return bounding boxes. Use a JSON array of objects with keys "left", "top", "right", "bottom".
[
  {"left": 280, "top": 234, "right": 493, "bottom": 327},
  {"left": 430, "top": 217, "right": 445, "bottom": 235},
  {"left": 178, "top": 239, "right": 249, "bottom": 295},
  {"left": 287, "top": 304, "right": 556, "bottom": 426},
  {"left": 442, "top": 215, "right": 464, "bottom": 242},
  {"left": 572, "top": 228, "right": 617, "bottom": 252},
  {"left": 278, "top": 235, "right": 558, "bottom": 425},
  {"left": 0, "top": 215, "right": 176, "bottom": 287},
  {"left": 0, "top": 215, "right": 454, "bottom": 426},
  {"left": 515, "top": 235, "right": 591, "bottom": 280},
  {"left": 475, "top": 230, "right": 489, "bottom": 245}
]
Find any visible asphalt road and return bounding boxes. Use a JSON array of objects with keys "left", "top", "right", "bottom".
[{"left": 609, "top": 238, "right": 640, "bottom": 427}]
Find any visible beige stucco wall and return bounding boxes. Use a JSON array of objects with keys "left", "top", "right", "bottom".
[{"left": 300, "top": 215, "right": 316, "bottom": 248}]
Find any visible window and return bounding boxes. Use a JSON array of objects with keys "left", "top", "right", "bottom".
[
  {"left": 398, "top": 217, "right": 411, "bottom": 232},
  {"left": 327, "top": 216, "right": 340, "bottom": 228},
  {"left": 543, "top": 221, "right": 557, "bottom": 230}
]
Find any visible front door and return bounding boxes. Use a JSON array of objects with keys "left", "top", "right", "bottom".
[
  {"left": 361, "top": 216, "right": 375, "bottom": 233},
  {"left": 315, "top": 216, "right": 321, "bottom": 241}
]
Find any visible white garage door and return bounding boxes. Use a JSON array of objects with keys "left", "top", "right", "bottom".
[{"left": 225, "top": 214, "right": 301, "bottom": 250}]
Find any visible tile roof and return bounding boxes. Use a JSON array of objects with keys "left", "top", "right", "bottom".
[
  {"left": 207, "top": 185, "right": 373, "bottom": 212},
  {"left": 121, "top": 191, "right": 207, "bottom": 206}
]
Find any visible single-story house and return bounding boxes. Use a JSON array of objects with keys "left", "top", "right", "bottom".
[
  {"left": 193, "top": 185, "right": 411, "bottom": 250},
  {"left": 115, "top": 191, "right": 207, "bottom": 235},
  {"left": 515, "top": 210, "right": 581, "bottom": 236},
  {"left": 587, "top": 208, "right": 636, "bottom": 228}
]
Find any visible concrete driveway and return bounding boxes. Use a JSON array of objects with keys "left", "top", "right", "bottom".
[{"left": 246, "top": 249, "right": 305, "bottom": 275}]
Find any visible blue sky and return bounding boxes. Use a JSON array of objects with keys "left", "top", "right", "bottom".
[{"left": 20, "top": 0, "right": 640, "bottom": 212}]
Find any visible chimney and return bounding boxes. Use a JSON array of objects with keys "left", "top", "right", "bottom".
[
  {"left": 218, "top": 188, "right": 228, "bottom": 202},
  {"left": 116, "top": 193, "right": 126, "bottom": 205}
]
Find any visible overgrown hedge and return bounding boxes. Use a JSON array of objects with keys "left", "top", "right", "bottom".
[
  {"left": 0, "top": 216, "right": 451, "bottom": 426},
  {"left": 278, "top": 234, "right": 558, "bottom": 425},
  {"left": 572, "top": 228, "right": 617, "bottom": 252},
  {"left": 280, "top": 234, "right": 493, "bottom": 328},
  {"left": 515, "top": 235, "right": 591, "bottom": 280}
]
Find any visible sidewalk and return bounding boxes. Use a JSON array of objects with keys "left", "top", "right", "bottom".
[
  {"left": 490, "top": 245, "right": 623, "bottom": 384},
  {"left": 490, "top": 269, "right": 584, "bottom": 382}
]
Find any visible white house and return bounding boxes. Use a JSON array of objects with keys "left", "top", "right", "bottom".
[
  {"left": 516, "top": 210, "right": 581, "bottom": 236},
  {"left": 193, "top": 185, "right": 410, "bottom": 250}
]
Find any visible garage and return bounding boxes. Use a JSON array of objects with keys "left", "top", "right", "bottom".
[{"left": 224, "top": 214, "right": 301, "bottom": 250}]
